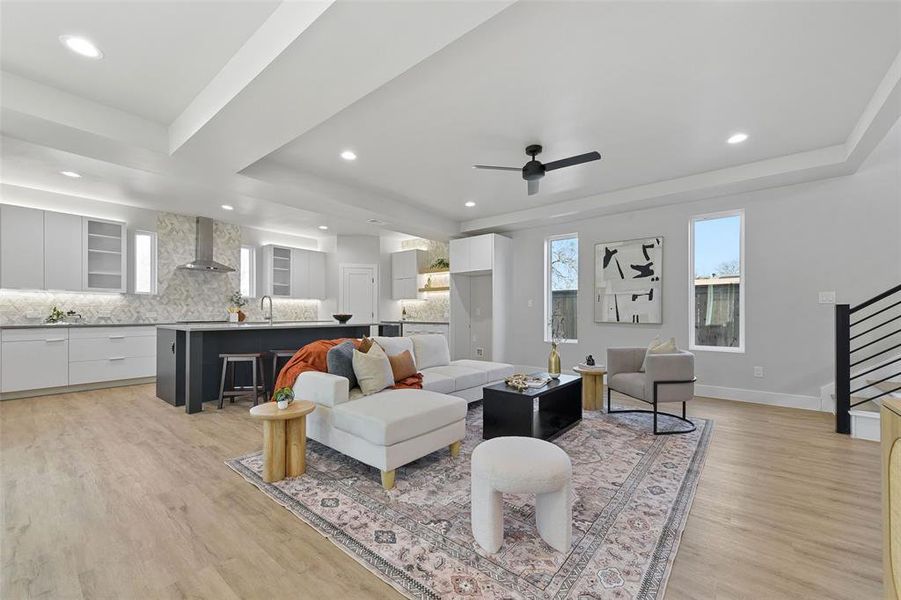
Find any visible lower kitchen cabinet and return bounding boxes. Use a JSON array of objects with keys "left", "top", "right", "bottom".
[{"left": 0, "top": 328, "right": 69, "bottom": 393}]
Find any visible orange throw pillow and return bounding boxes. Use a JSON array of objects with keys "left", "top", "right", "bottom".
[
  {"left": 388, "top": 350, "right": 417, "bottom": 382},
  {"left": 358, "top": 337, "right": 374, "bottom": 353}
]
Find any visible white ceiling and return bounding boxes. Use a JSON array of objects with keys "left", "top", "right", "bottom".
[
  {"left": 0, "top": 1, "right": 899, "bottom": 239},
  {"left": 0, "top": 1, "right": 279, "bottom": 124},
  {"left": 261, "top": 1, "right": 901, "bottom": 221}
]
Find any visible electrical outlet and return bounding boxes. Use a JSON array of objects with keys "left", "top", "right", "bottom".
[
  {"left": 818, "top": 291, "right": 836, "bottom": 304},
  {"left": 527, "top": 299, "right": 534, "bottom": 308},
  {"left": 476, "top": 347, "right": 484, "bottom": 357},
  {"left": 754, "top": 366, "right": 764, "bottom": 378}
]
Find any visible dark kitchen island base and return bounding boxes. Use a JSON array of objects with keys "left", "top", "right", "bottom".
[
  {"left": 156, "top": 322, "right": 373, "bottom": 414},
  {"left": 482, "top": 373, "right": 582, "bottom": 441}
]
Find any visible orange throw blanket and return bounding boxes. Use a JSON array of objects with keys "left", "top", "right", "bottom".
[{"left": 272, "top": 338, "right": 423, "bottom": 400}]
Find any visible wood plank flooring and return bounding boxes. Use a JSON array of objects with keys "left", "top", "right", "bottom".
[{"left": 1, "top": 385, "right": 882, "bottom": 599}]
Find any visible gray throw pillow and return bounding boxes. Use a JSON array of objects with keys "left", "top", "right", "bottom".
[{"left": 327, "top": 340, "right": 358, "bottom": 389}]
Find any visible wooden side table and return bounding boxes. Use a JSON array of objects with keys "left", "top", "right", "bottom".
[
  {"left": 573, "top": 366, "right": 606, "bottom": 411},
  {"left": 249, "top": 401, "right": 315, "bottom": 483}
]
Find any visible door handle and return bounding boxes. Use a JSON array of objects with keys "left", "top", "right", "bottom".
[
  {"left": 44, "top": 338, "right": 66, "bottom": 343},
  {"left": 108, "top": 335, "right": 125, "bottom": 340},
  {"left": 171, "top": 342, "right": 176, "bottom": 354},
  {"left": 109, "top": 356, "right": 125, "bottom": 361}
]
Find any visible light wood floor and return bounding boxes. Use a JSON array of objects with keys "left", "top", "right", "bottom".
[{"left": 1, "top": 385, "right": 882, "bottom": 599}]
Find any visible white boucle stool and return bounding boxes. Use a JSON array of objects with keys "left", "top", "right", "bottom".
[{"left": 470, "top": 436, "right": 572, "bottom": 553}]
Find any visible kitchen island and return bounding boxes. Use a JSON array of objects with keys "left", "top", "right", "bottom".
[{"left": 156, "top": 321, "right": 374, "bottom": 413}]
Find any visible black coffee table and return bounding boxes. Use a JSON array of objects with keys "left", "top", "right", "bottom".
[{"left": 482, "top": 373, "right": 582, "bottom": 441}]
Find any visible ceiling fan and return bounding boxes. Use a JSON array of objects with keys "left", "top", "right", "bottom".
[{"left": 473, "top": 144, "right": 601, "bottom": 196}]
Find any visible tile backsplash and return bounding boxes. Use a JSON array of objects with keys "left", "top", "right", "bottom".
[
  {"left": 0, "top": 212, "right": 319, "bottom": 325},
  {"left": 398, "top": 238, "right": 449, "bottom": 322}
]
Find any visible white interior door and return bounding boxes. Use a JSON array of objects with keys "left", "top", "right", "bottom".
[{"left": 339, "top": 264, "right": 378, "bottom": 324}]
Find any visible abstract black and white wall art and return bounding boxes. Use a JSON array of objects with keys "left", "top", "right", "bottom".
[{"left": 594, "top": 237, "right": 662, "bottom": 324}]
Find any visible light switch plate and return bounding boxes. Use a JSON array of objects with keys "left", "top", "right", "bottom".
[
  {"left": 754, "top": 366, "right": 764, "bottom": 378},
  {"left": 527, "top": 299, "right": 534, "bottom": 308},
  {"left": 818, "top": 291, "right": 836, "bottom": 304},
  {"left": 476, "top": 347, "right": 484, "bottom": 357}
]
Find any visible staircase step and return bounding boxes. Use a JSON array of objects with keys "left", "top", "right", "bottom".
[{"left": 850, "top": 398, "right": 881, "bottom": 413}]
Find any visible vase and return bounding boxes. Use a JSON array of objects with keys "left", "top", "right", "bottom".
[
  {"left": 237, "top": 310, "right": 246, "bottom": 322},
  {"left": 548, "top": 342, "right": 561, "bottom": 379}
]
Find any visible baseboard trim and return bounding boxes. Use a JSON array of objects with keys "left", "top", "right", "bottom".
[
  {"left": 1, "top": 377, "right": 156, "bottom": 400},
  {"left": 695, "top": 384, "right": 822, "bottom": 412}
]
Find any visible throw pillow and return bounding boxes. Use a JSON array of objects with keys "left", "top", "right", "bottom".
[
  {"left": 640, "top": 337, "right": 678, "bottom": 372},
  {"left": 387, "top": 350, "right": 417, "bottom": 382},
  {"left": 358, "top": 337, "right": 374, "bottom": 353},
  {"left": 326, "top": 340, "right": 358, "bottom": 389},
  {"left": 373, "top": 336, "right": 417, "bottom": 367},
  {"left": 353, "top": 343, "right": 394, "bottom": 396},
  {"left": 410, "top": 334, "right": 450, "bottom": 370}
]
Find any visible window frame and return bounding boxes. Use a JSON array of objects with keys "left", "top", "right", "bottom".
[
  {"left": 544, "top": 232, "right": 579, "bottom": 344},
  {"left": 688, "top": 209, "right": 745, "bottom": 353},
  {"left": 240, "top": 245, "right": 257, "bottom": 299},
  {"left": 133, "top": 230, "right": 158, "bottom": 295}
]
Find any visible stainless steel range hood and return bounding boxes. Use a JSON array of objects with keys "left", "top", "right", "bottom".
[{"left": 176, "top": 217, "right": 235, "bottom": 273}]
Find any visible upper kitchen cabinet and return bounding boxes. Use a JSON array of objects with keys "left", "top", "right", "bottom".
[
  {"left": 0, "top": 204, "right": 44, "bottom": 290},
  {"left": 45, "top": 211, "right": 83, "bottom": 291},
  {"left": 391, "top": 249, "right": 427, "bottom": 300},
  {"left": 449, "top": 234, "right": 495, "bottom": 274},
  {"left": 83, "top": 218, "right": 127, "bottom": 292},
  {"left": 262, "top": 245, "right": 326, "bottom": 299}
]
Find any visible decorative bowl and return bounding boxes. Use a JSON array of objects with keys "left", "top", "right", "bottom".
[{"left": 333, "top": 314, "right": 353, "bottom": 324}]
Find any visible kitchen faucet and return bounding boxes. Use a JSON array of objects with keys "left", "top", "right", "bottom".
[{"left": 260, "top": 295, "right": 273, "bottom": 323}]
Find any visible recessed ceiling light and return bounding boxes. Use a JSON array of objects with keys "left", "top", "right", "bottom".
[
  {"left": 60, "top": 170, "right": 82, "bottom": 178},
  {"left": 727, "top": 132, "right": 748, "bottom": 145},
  {"left": 318, "top": 225, "right": 329, "bottom": 230},
  {"left": 464, "top": 201, "right": 476, "bottom": 208},
  {"left": 221, "top": 204, "right": 234, "bottom": 211},
  {"left": 59, "top": 35, "right": 103, "bottom": 59},
  {"left": 340, "top": 150, "right": 357, "bottom": 161},
  {"left": 367, "top": 218, "right": 385, "bottom": 225}
]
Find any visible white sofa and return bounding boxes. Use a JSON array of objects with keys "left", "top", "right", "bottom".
[{"left": 292, "top": 335, "right": 514, "bottom": 489}]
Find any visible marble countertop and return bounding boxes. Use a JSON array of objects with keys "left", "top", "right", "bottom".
[
  {"left": 157, "top": 321, "right": 377, "bottom": 332},
  {"left": 0, "top": 321, "right": 176, "bottom": 330},
  {"left": 381, "top": 320, "right": 450, "bottom": 325}
]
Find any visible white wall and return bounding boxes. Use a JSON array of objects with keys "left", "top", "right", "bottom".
[{"left": 505, "top": 121, "right": 901, "bottom": 408}]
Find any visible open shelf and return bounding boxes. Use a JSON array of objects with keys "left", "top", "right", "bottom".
[
  {"left": 423, "top": 267, "right": 450, "bottom": 274},
  {"left": 419, "top": 286, "right": 450, "bottom": 292},
  {"left": 87, "top": 248, "right": 121, "bottom": 255}
]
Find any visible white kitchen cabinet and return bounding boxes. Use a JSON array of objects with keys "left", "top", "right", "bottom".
[
  {"left": 1, "top": 328, "right": 69, "bottom": 393},
  {"left": 291, "top": 248, "right": 309, "bottom": 298},
  {"left": 308, "top": 250, "right": 326, "bottom": 300},
  {"left": 0, "top": 204, "right": 44, "bottom": 290},
  {"left": 68, "top": 326, "right": 156, "bottom": 385},
  {"left": 450, "top": 235, "right": 495, "bottom": 274},
  {"left": 391, "top": 249, "right": 427, "bottom": 300},
  {"left": 83, "top": 217, "right": 126, "bottom": 292},
  {"left": 262, "top": 245, "right": 293, "bottom": 297},
  {"left": 44, "top": 211, "right": 83, "bottom": 291}
]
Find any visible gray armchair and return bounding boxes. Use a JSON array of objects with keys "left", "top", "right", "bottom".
[{"left": 606, "top": 347, "right": 696, "bottom": 435}]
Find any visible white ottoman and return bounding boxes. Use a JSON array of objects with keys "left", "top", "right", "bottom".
[{"left": 470, "top": 436, "right": 572, "bottom": 553}]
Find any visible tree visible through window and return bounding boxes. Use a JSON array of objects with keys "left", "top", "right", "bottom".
[
  {"left": 547, "top": 235, "right": 578, "bottom": 341},
  {"left": 691, "top": 213, "right": 743, "bottom": 350}
]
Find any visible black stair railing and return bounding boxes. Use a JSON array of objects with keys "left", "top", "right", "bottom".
[{"left": 835, "top": 283, "right": 901, "bottom": 434}]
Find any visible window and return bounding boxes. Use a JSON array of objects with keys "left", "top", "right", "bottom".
[
  {"left": 240, "top": 245, "right": 256, "bottom": 298},
  {"left": 690, "top": 211, "right": 744, "bottom": 352},
  {"left": 545, "top": 234, "right": 578, "bottom": 342},
  {"left": 134, "top": 230, "right": 157, "bottom": 295}
]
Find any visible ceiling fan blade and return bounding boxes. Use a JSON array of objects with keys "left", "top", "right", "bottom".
[
  {"left": 473, "top": 165, "right": 521, "bottom": 171},
  {"left": 544, "top": 151, "right": 601, "bottom": 172},
  {"left": 527, "top": 179, "right": 539, "bottom": 195}
]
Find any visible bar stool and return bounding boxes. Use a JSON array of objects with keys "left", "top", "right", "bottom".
[
  {"left": 217, "top": 353, "right": 267, "bottom": 409},
  {"left": 269, "top": 349, "right": 297, "bottom": 394}
]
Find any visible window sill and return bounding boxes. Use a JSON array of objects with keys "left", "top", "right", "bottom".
[
  {"left": 689, "top": 344, "right": 744, "bottom": 354},
  {"left": 544, "top": 338, "right": 579, "bottom": 344}
]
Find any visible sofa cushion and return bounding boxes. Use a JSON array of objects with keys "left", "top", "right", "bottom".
[
  {"left": 353, "top": 344, "right": 394, "bottom": 396},
  {"left": 373, "top": 336, "right": 416, "bottom": 366},
  {"left": 388, "top": 350, "right": 417, "bottom": 382},
  {"left": 609, "top": 372, "right": 648, "bottom": 402},
  {"left": 332, "top": 389, "right": 467, "bottom": 446},
  {"left": 423, "top": 365, "right": 487, "bottom": 391},
  {"left": 326, "top": 340, "right": 357, "bottom": 389},
  {"left": 421, "top": 371, "right": 455, "bottom": 394},
  {"left": 410, "top": 334, "right": 450, "bottom": 370},
  {"left": 450, "top": 359, "right": 514, "bottom": 382}
]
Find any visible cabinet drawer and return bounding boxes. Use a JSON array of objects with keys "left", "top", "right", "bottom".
[
  {"left": 1, "top": 328, "right": 69, "bottom": 343},
  {"left": 69, "top": 335, "right": 156, "bottom": 361},
  {"left": 69, "top": 326, "right": 156, "bottom": 339},
  {"left": 1, "top": 339, "right": 68, "bottom": 392},
  {"left": 69, "top": 356, "right": 156, "bottom": 385}
]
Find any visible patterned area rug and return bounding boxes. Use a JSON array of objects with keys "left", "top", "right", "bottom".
[{"left": 227, "top": 406, "right": 712, "bottom": 599}]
